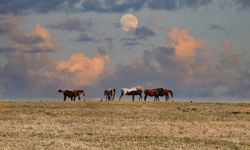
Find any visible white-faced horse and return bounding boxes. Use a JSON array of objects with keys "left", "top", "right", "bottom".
[{"left": 119, "top": 86, "right": 143, "bottom": 101}]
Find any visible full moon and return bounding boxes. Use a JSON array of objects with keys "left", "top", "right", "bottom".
[{"left": 120, "top": 13, "right": 138, "bottom": 32}]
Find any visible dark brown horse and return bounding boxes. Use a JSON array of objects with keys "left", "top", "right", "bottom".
[
  {"left": 58, "top": 89, "right": 85, "bottom": 101},
  {"left": 159, "top": 88, "right": 173, "bottom": 101},
  {"left": 104, "top": 88, "right": 116, "bottom": 101},
  {"left": 144, "top": 88, "right": 173, "bottom": 101},
  {"left": 144, "top": 88, "right": 164, "bottom": 101}
]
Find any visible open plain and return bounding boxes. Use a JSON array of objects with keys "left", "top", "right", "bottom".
[{"left": 0, "top": 100, "right": 250, "bottom": 149}]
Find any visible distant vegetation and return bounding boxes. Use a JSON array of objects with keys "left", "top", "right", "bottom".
[{"left": 0, "top": 101, "right": 250, "bottom": 149}]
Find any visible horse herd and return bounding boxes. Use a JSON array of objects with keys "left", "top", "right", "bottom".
[{"left": 58, "top": 86, "right": 173, "bottom": 102}]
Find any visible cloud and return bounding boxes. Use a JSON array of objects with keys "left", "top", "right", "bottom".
[
  {"left": 134, "top": 26, "right": 155, "bottom": 39},
  {"left": 236, "top": 0, "right": 250, "bottom": 8},
  {"left": 105, "top": 45, "right": 250, "bottom": 98},
  {"left": 209, "top": 24, "right": 226, "bottom": 31},
  {"left": 97, "top": 47, "right": 107, "bottom": 55},
  {"left": 105, "top": 38, "right": 113, "bottom": 49},
  {"left": 167, "top": 27, "right": 204, "bottom": 61},
  {"left": 10, "top": 24, "right": 61, "bottom": 52},
  {"left": 0, "top": 18, "right": 110, "bottom": 98},
  {"left": 96, "top": 27, "right": 250, "bottom": 98},
  {"left": 73, "top": 33, "right": 96, "bottom": 42},
  {"left": 0, "top": 51, "right": 110, "bottom": 98},
  {"left": 0, "top": 52, "right": 57, "bottom": 97},
  {"left": 56, "top": 53, "right": 109, "bottom": 86},
  {"left": 147, "top": 0, "right": 213, "bottom": 10},
  {"left": 0, "top": 15, "right": 60, "bottom": 53},
  {"left": 49, "top": 18, "right": 93, "bottom": 32},
  {"left": 81, "top": 0, "right": 214, "bottom": 12},
  {"left": 222, "top": 40, "right": 233, "bottom": 50},
  {"left": 81, "top": 0, "right": 146, "bottom": 13},
  {"left": 0, "top": 15, "right": 23, "bottom": 35},
  {"left": 10, "top": 29, "right": 43, "bottom": 45},
  {"left": 1, "top": 0, "right": 250, "bottom": 15},
  {"left": 120, "top": 38, "right": 140, "bottom": 46},
  {"left": 0, "top": 47, "right": 18, "bottom": 53},
  {"left": 0, "top": 0, "right": 78, "bottom": 14}
]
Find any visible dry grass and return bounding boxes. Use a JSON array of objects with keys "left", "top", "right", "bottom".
[{"left": 0, "top": 100, "right": 250, "bottom": 149}]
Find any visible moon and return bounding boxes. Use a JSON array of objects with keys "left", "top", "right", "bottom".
[{"left": 120, "top": 13, "right": 138, "bottom": 32}]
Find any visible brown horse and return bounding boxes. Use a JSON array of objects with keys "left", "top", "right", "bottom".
[
  {"left": 159, "top": 88, "right": 173, "bottom": 101},
  {"left": 144, "top": 88, "right": 173, "bottom": 101},
  {"left": 144, "top": 88, "right": 163, "bottom": 101},
  {"left": 104, "top": 88, "right": 116, "bottom": 101},
  {"left": 58, "top": 89, "right": 85, "bottom": 101}
]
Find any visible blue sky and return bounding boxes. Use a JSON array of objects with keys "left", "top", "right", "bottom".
[{"left": 0, "top": 0, "right": 250, "bottom": 99}]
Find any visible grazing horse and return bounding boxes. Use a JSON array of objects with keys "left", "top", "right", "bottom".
[
  {"left": 144, "top": 88, "right": 164, "bottom": 101},
  {"left": 144, "top": 88, "right": 173, "bottom": 101},
  {"left": 104, "top": 88, "right": 116, "bottom": 101},
  {"left": 58, "top": 89, "right": 85, "bottom": 101},
  {"left": 119, "top": 86, "right": 143, "bottom": 101},
  {"left": 157, "top": 88, "right": 173, "bottom": 101}
]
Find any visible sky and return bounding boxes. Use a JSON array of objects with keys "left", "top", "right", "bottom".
[{"left": 0, "top": 0, "right": 250, "bottom": 100}]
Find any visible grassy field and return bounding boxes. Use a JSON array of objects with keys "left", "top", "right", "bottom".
[{"left": 0, "top": 100, "right": 250, "bottom": 149}]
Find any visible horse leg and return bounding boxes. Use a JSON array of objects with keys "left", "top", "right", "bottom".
[
  {"left": 63, "top": 95, "right": 66, "bottom": 101},
  {"left": 132, "top": 95, "right": 134, "bottom": 101},
  {"left": 78, "top": 95, "right": 81, "bottom": 100},
  {"left": 165, "top": 95, "right": 169, "bottom": 101},
  {"left": 144, "top": 95, "right": 147, "bottom": 101},
  {"left": 119, "top": 95, "right": 122, "bottom": 101}
]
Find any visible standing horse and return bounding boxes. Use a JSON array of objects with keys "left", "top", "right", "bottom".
[
  {"left": 144, "top": 88, "right": 164, "bottom": 101},
  {"left": 58, "top": 89, "right": 85, "bottom": 101},
  {"left": 119, "top": 86, "right": 143, "bottom": 101},
  {"left": 104, "top": 88, "right": 116, "bottom": 101},
  {"left": 160, "top": 88, "right": 173, "bottom": 101},
  {"left": 73, "top": 89, "right": 85, "bottom": 101},
  {"left": 144, "top": 88, "right": 173, "bottom": 101}
]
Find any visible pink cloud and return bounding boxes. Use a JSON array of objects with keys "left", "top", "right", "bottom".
[
  {"left": 35, "top": 24, "right": 61, "bottom": 50},
  {"left": 11, "top": 24, "right": 61, "bottom": 51},
  {"left": 222, "top": 39, "right": 233, "bottom": 50},
  {"left": 167, "top": 27, "right": 204, "bottom": 61},
  {"left": 56, "top": 53, "right": 110, "bottom": 86},
  {"left": 0, "top": 15, "right": 23, "bottom": 34}
]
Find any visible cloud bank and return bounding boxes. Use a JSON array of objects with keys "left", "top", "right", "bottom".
[
  {"left": 96, "top": 27, "right": 250, "bottom": 98},
  {"left": 0, "top": 0, "right": 249, "bottom": 15}
]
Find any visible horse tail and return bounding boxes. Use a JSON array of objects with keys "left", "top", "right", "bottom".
[
  {"left": 104, "top": 90, "right": 107, "bottom": 96},
  {"left": 168, "top": 90, "right": 173, "bottom": 98}
]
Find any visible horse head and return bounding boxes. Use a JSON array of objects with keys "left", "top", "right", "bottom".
[
  {"left": 79, "top": 90, "right": 85, "bottom": 96},
  {"left": 58, "top": 89, "right": 63, "bottom": 93},
  {"left": 135, "top": 85, "right": 143, "bottom": 91}
]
